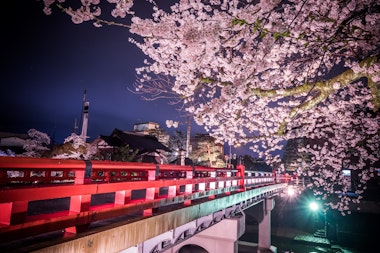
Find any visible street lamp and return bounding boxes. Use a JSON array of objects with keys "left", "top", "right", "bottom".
[
  {"left": 308, "top": 200, "right": 319, "bottom": 234},
  {"left": 166, "top": 117, "right": 191, "bottom": 159},
  {"left": 309, "top": 201, "right": 319, "bottom": 211},
  {"left": 228, "top": 142, "right": 240, "bottom": 168},
  {"left": 308, "top": 200, "right": 327, "bottom": 238},
  {"left": 229, "top": 143, "right": 232, "bottom": 166}
]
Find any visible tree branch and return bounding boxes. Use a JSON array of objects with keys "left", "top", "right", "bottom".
[{"left": 246, "top": 56, "right": 379, "bottom": 134}]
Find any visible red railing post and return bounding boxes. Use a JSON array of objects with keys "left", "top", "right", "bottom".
[
  {"left": 65, "top": 168, "right": 91, "bottom": 235},
  {"left": 143, "top": 170, "right": 158, "bottom": 216},
  {"left": 236, "top": 164, "right": 245, "bottom": 191},
  {"left": 115, "top": 190, "right": 132, "bottom": 206},
  {"left": 208, "top": 171, "right": 216, "bottom": 199},
  {"left": 0, "top": 203, "right": 12, "bottom": 226},
  {"left": 0, "top": 201, "right": 28, "bottom": 226},
  {"left": 167, "top": 185, "right": 176, "bottom": 198},
  {"left": 10, "top": 201, "right": 28, "bottom": 225},
  {"left": 183, "top": 171, "right": 193, "bottom": 206},
  {"left": 223, "top": 171, "right": 232, "bottom": 195}
]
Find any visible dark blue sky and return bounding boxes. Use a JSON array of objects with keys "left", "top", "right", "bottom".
[
  {"left": 1, "top": 2, "right": 204, "bottom": 141},
  {"left": 0, "top": 1, "right": 254, "bottom": 156}
]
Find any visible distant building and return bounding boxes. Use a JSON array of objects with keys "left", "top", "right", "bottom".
[
  {"left": 133, "top": 122, "right": 159, "bottom": 133},
  {"left": 0, "top": 132, "right": 29, "bottom": 154},
  {"left": 189, "top": 133, "right": 225, "bottom": 168},
  {"left": 93, "top": 128, "right": 171, "bottom": 164},
  {"left": 242, "top": 156, "right": 273, "bottom": 172},
  {"left": 281, "top": 137, "right": 311, "bottom": 172},
  {"left": 133, "top": 122, "right": 170, "bottom": 147}
]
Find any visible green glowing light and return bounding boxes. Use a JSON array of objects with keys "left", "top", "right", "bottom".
[{"left": 309, "top": 201, "right": 319, "bottom": 211}]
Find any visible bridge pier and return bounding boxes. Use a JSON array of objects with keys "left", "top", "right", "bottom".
[
  {"left": 248, "top": 197, "right": 276, "bottom": 253},
  {"left": 137, "top": 198, "right": 276, "bottom": 253},
  {"left": 259, "top": 198, "right": 275, "bottom": 252}
]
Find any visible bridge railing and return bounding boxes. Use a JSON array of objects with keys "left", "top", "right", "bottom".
[{"left": 0, "top": 156, "right": 278, "bottom": 244}]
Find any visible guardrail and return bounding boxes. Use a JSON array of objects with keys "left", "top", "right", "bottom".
[{"left": 0, "top": 156, "right": 278, "bottom": 245}]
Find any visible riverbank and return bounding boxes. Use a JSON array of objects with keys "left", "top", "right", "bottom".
[
  {"left": 240, "top": 192, "right": 380, "bottom": 253},
  {"left": 239, "top": 224, "right": 365, "bottom": 253}
]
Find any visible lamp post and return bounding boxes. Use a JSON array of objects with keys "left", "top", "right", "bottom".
[
  {"left": 323, "top": 210, "right": 327, "bottom": 237},
  {"left": 227, "top": 143, "right": 240, "bottom": 168},
  {"left": 166, "top": 117, "right": 191, "bottom": 161},
  {"left": 309, "top": 200, "right": 327, "bottom": 238},
  {"left": 229, "top": 144, "right": 232, "bottom": 167},
  {"left": 285, "top": 185, "right": 297, "bottom": 227},
  {"left": 309, "top": 201, "right": 319, "bottom": 233}
]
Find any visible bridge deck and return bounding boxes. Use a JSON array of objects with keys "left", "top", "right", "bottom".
[{"left": 0, "top": 156, "right": 288, "bottom": 252}]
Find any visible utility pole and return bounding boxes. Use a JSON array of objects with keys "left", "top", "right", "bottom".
[
  {"left": 167, "top": 116, "right": 191, "bottom": 164},
  {"left": 186, "top": 117, "right": 191, "bottom": 158},
  {"left": 80, "top": 89, "right": 89, "bottom": 142},
  {"left": 229, "top": 144, "right": 232, "bottom": 167}
]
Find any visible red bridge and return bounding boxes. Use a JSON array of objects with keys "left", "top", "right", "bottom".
[{"left": 0, "top": 156, "right": 288, "bottom": 253}]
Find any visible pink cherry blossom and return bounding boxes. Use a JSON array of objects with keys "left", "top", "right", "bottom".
[{"left": 42, "top": 0, "right": 380, "bottom": 214}]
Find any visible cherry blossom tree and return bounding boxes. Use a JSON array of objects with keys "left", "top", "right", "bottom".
[
  {"left": 109, "top": 144, "right": 139, "bottom": 162},
  {"left": 23, "top": 128, "right": 51, "bottom": 157},
  {"left": 51, "top": 133, "right": 97, "bottom": 160},
  {"left": 42, "top": 0, "right": 379, "bottom": 213},
  {"left": 0, "top": 149, "right": 16, "bottom": 157},
  {"left": 189, "top": 134, "right": 226, "bottom": 168},
  {"left": 167, "top": 130, "right": 187, "bottom": 163}
]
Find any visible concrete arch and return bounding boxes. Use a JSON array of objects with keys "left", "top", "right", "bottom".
[
  {"left": 171, "top": 235, "right": 213, "bottom": 253},
  {"left": 177, "top": 244, "right": 208, "bottom": 253},
  {"left": 164, "top": 216, "right": 245, "bottom": 253}
]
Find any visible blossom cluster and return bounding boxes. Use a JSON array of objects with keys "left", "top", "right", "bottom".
[{"left": 42, "top": 0, "right": 380, "bottom": 213}]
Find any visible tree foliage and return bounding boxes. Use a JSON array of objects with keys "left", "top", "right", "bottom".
[
  {"left": 112, "top": 144, "right": 139, "bottom": 162},
  {"left": 42, "top": 0, "right": 380, "bottom": 213},
  {"left": 23, "top": 129, "right": 51, "bottom": 158},
  {"left": 51, "top": 133, "right": 97, "bottom": 160},
  {"left": 190, "top": 134, "right": 225, "bottom": 168},
  {"left": 167, "top": 130, "right": 187, "bottom": 163}
]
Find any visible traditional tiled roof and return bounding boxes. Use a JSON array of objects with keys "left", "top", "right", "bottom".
[
  {"left": 100, "top": 128, "right": 171, "bottom": 153},
  {"left": 0, "top": 132, "right": 29, "bottom": 140}
]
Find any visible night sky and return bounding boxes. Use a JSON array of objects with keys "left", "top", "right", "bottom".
[{"left": 1, "top": 1, "right": 206, "bottom": 143}]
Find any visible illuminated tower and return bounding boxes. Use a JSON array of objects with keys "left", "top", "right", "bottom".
[{"left": 80, "top": 90, "right": 89, "bottom": 142}]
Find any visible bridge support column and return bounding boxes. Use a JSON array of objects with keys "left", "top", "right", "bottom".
[
  {"left": 245, "top": 197, "right": 276, "bottom": 253},
  {"left": 258, "top": 198, "right": 275, "bottom": 252}
]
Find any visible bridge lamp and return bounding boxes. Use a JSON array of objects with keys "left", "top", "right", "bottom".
[{"left": 286, "top": 186, "right": 295, "bottom": 197}]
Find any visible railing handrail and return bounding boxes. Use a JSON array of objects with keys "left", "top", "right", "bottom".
[{"left": 0, "top": 156, "right": 283, "bottom": 246}]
